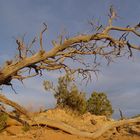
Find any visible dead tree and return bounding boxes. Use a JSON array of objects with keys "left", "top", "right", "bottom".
[
  {"left": 0, "top": 6, "right": 140, "bottom": 137},
  {"left": 0, "top": 8, "right": 140, "bottom": 85},
  {"left": 1, "top": 7, "right": 140, "bottom": 87},
  {"left": 30, "top": 115, "right": 140, "bottom": 139}
]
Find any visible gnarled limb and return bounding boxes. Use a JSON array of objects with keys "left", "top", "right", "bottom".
[
  {"left": 1, "top": 109, "right": 29, "bottom": 126},
  {"left": 30, "top": 116, "right": 140, "bottom": 139},
  {"left": 0, "top": 7, "right": 140, "bottom": 86},
  {"left": 0, "top": 94, "right": 30, "bottom": 119}
]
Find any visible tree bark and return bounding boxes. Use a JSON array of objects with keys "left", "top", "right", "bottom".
[
  {"left": 0, "top": 93, "right": 30, "bottom": 119},
  {"left": 31, "top": 116, "right": 140, "bottom": 139}
]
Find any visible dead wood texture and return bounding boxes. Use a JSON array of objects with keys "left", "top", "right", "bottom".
[
  {"left": 0, "top": 94, "right": 30, "bottom": 119},
  {"left": 31, "top": 116, "right": 140, "bottom": 139},
  {"left": 0, "top": 7, "right": 140, "bottom": 86}
]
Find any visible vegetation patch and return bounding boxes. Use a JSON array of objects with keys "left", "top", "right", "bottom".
[{"left": 0, "top": 112, "right": 8, "bottom": 132}]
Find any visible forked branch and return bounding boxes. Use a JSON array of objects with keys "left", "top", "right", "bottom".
[{"left": 0, "top": 6, "right": 140, "bottom": 92}]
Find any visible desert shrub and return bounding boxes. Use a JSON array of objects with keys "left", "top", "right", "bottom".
[
  {"left": 0, "top": 112, "right": 8, "bottom": 132},
  {"left": 22, "top": 123, "right": 30, "bottom": 132},
  {"left": 44, "top": 74, "right": 114, "bottom": 116},
  {"left": 54, "top": 74, "right": 71, "bottom": 106},
  {"left": 44, "top": 74, "right": 87, "bottom": 114},
  {"left": 62, "top": 85, "right": 87, "bottom": 114},
  {"left": 87, "top": 91, "right": 113, "bottom": 117}
]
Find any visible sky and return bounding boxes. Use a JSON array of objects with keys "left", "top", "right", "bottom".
[{"left": 0, "top": 0, "right": 140, "bottom": 118}]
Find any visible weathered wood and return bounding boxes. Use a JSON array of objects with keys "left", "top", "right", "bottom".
[
  {"left": 0, "top": 94, "right": 30, "bottom": 119},
  {"left": 30, "top": 116, "right": 140, "bottom": 139},
  {"left": 0, "top": 9, "right": 140, "bottom": 86}
]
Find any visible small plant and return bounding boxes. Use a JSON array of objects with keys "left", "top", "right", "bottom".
[
  {"left": 44, "top": 73, "right": 87, "bottom": 114},
  {"left": 44, "top": 74, "right": 115, "bottom": 116},
  {"left": 22, "top": 123, "right": 30, "bottom": 132},
  {"left": 0, "top": 112, "right": 8, "bottom": 132},
  {"left": 63, "top": 85, "right": 87, "bottom": 114}
]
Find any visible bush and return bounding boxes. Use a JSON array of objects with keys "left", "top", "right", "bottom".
[
  {"left": 44, "top": 74, "right": 87, "bottom": 114},
  {"left": 22, "top": 123, "right": 30, "bottom": 132},
  {"left": 62, "top": 85, "right": 87, "bottom": 114},
  {"left": 54, "top": 74, "right": 71, "bottom": 106},
  {"left": 0, "top": 112, "right": 8, "bottom": 132},
  {"left": 44, "top": 74, "right": 114, "bottom": 116},
  {"left": 87, "top": 91, "right": 113, "bottom": 117}
]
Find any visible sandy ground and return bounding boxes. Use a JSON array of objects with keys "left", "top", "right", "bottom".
[
  {"left": 0, "top": 125, "right": 139, "bottom": 140},
  {"left": 0, "top": 108, "right": 140, "bottom": 140}
]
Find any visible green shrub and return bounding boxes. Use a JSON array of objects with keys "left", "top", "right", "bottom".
[
  {"left": 54, "top": 74, "right": 71, "bottom": 106},
  {"left": 44, "top": 74, "right": 114, "bottom": 116},
  {"left": 22, "top": 123, "right": 30, "bottom": 132},
  {"left": 87, "top": 91, "right": 113, "bottom": 117},
  {"left": 44, "top": 74, "right": 87, "bottom": 114},
  {"left": 62, "top": 85, "right": 87, "bottom": 114},
  {"left": 0, "top": 112, "right": 8, "bottom": 132}
]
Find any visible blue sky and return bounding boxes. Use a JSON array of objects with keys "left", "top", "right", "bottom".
[{"left": 0, "top": 0, "right": 140, "bottom": 118}]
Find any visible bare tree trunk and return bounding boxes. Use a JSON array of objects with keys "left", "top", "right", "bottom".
[
  {"left": 1, "top": 110, "right": 29, "bottom": 126},
  {"left": 0, "top": 93, "right": 30, "bottom": 119},
  {"left": 0, "top": 93, "right": 139, "bottom": 139},
  {"left": 31, "top": 116, "right": 140, "bottom": 139}
]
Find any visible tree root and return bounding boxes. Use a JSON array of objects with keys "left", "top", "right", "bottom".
[{"left": 30, "top": 116, "right": 140, "bottom": 139}]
